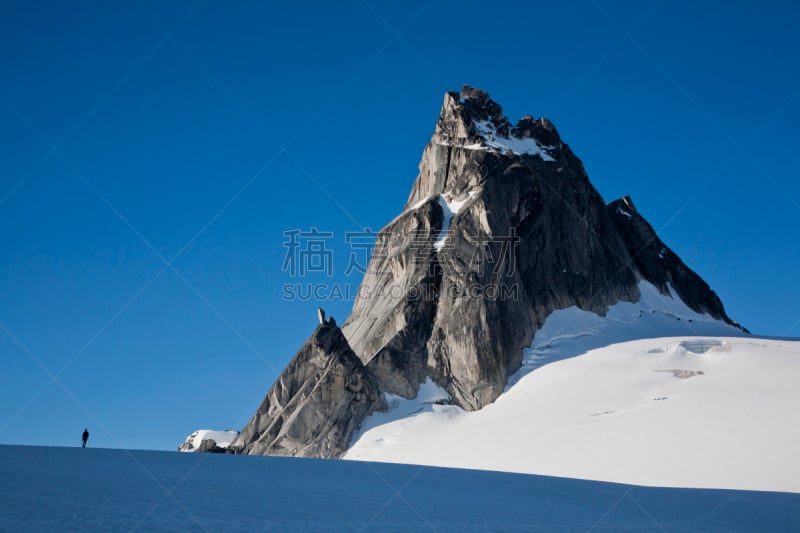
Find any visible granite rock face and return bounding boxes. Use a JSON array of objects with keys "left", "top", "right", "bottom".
[
  {"left": 343, "top": 200, "right": 443, "bottom": 399},
  {"left": 229, "top": 317, "right": 386, "bottom": 458},
  {"left": 230, "top": 85, "right": 743, "bottom": 457}
]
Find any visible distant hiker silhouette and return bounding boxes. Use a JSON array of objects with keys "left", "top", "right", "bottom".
[{"left": 82, "top": 428, "right": 89, "bottom": 448}]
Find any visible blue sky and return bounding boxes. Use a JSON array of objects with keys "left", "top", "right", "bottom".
[{"left": 1, "top": 0, "right": 798, "bottom": 451}]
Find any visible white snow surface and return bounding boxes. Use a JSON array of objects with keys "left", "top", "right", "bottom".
[
  {"left": 349, "top": 378, "right": 453, "bottom": 447},
  {"left": 347, "top": 282, "right": 800, "bottom": 493},
  {"left": 434, "top": 192, "right": 476, "bottom": 251},
  {"left": 4, "top": 445, "right": 799, "bottom": 530},
  {"left": 179, "top": 429, "right": 238, "bottom": 452},
  {"left": 472, "top": 119, "right": 556, "bottom": 160}
]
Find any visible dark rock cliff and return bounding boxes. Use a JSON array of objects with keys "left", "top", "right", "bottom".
[{"left": 607, "top": 196, "right": 745, "bottom": 330}]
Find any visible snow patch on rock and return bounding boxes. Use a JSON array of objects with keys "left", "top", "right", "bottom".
[
  {"left": 472, "top": 119, "right": 556, "bottom": 161},
  {"left": 178, "top": 429, "right": 239, "bottom": 452},
  {"left": 617, "top": 208, "right": 634, "bottom": 220},
  {"left": 434, "top": 191, "right": 478, "bottom": 251}
]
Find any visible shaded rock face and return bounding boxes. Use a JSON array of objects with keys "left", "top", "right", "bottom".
[
  {"left": 232, "top": 85, "right": 742, "bottom": 457},
  {"left": 607, "top": 196, "right": 746, "bottom": 331},
  {"left": 343, "top": 201, "right": 443, "bottom": 399},
  {"left": 229, "top": 318, "right": 386, "bottom": 458},
  {"left": 197, "top": 439, "right": 226, "bottom": 453}
]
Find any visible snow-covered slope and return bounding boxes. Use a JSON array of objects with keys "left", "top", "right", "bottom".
[
  {"left": 347, "top": 283, "right": 800, "bottom": 493},
  {"left": 2, "top": 445, "right": 798, "bottom": 531},
  {"left": 510, "top": 281, "right": 744, "bottom": 386}
]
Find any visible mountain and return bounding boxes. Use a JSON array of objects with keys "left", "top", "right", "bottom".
[{"left": 219, "top": 85, "right": 745, "bottom": 460}]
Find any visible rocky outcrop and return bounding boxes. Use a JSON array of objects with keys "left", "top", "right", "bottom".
[
  {"left": 230, "top": 85, "right": 743, "bottom": 457},
  {"left": 229, "top": 316, "right": 386, "bottom": 458},
  {"left": 177, "top": 429, "right": 239, "bottom": 453},
  {"left": 196, "top": 439, "right": 227, "bottom": 453}
]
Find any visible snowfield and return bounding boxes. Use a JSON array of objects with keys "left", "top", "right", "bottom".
[
  {"left": 347, "top": 283, "right": 800, "bottom": 494},
  {"left": 2, "top": 445, "right": 798, "bottom": 531}
]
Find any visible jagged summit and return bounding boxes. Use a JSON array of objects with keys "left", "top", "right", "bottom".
[
  {"left": 444, "top": 85, "right": 561, "bottom": 144},
  {"left": 216, "top": 86, "right": 744, "bottom": 459},
  {"left": 406, "top": 85, "right": 585, "bottom": 209},
  {"left": 430, "top": 85, "right": 562, "bottom": 163}
]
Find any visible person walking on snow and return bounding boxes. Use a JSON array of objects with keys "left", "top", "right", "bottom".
[{"left": 82, "top": 428, "right": 89, "bottom": 448}]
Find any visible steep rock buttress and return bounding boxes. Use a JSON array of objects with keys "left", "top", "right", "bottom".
[{"left": 229, "top": 317, "right": 385, "bottom": 458}]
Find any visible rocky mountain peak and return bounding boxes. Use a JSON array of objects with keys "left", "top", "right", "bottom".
[
  {"left": 222, "top": 86, "right": 745, "bottom": 459},
  {"left": 433, "top": 85, "right": 560, "bottom": 153},
  {"left": 511, "top": 114, "right": 562, "bottom": 148},
  {"left": 452, "top": 84, "right": 511, "bottom": 137},
  {"left": 409, "top": 86, "right": 566, "bottom": 209}
]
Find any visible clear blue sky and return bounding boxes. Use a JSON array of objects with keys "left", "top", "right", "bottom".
[{"left": 1, "top": 0, "right": 798, "bottom": 451}]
